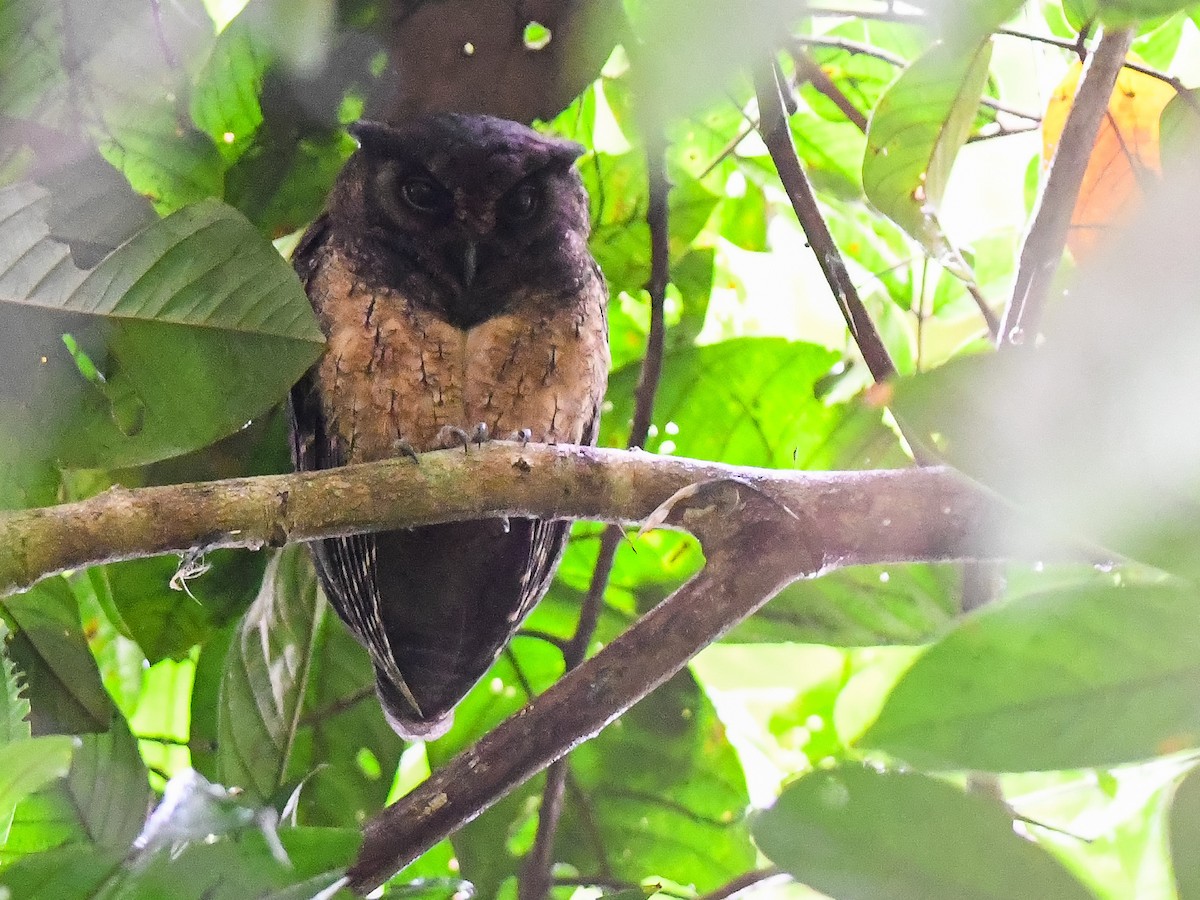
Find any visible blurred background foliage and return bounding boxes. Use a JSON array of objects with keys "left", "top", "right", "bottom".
[{"left": 3, "top": 0, "right": 1200, "bottom": 897}]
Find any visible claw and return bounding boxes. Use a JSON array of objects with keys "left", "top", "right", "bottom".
[
  {"left": 471, "top": 422, "right": 489, "bottom": 447},
  {"left": 513, "top": 428, "right": 532, "bottom": 447},
  {"left": 437, "top": 425, "right": 471, "bottom": 452},
  {"left": 391, "top": 438, "right": 420, "bottom": 463}
]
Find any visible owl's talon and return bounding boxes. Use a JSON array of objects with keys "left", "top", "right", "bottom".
[
  {"left": 391, "top": 439, "right": 420, "bottom": 463},
  {"left": 471, "top": 422, "right": 490, "bottom": 446},
  {"left": 513, "top": 428, "right": 533, "bottom": 447},
  {"left": 438, "top": 425, "right": 472, "bottom": 452}
]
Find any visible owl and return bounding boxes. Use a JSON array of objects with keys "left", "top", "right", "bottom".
[{"left": 288, "top": 114, "right": 609, "bottom": 739}]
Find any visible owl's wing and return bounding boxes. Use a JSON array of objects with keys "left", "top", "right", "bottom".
[{"left": 288, "top": 217, "right": 430, "bottom": 734}]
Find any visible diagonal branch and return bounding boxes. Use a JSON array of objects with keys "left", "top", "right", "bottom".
[
  {"left": 998, "top": 25, "right": 1134, "bottom": 347},
  {"left": 347, "top": 474, "right": 996, "bottom": 892},
  {"left": 753, "top": 58, "right": 897, "bottom": 383}
]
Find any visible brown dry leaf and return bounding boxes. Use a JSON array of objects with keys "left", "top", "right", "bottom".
[{"left": 1043, "top": 60, "right": 1176, "bottom": 261}]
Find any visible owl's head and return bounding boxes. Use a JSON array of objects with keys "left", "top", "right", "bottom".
[{"left": 331, "top": 114, "right": 592, "bottom": 328}]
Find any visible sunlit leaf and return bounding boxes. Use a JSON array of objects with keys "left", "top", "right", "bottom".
[
  {"left": 861, "top": 583, "right": 1200, "bottom": 771},
  {"left": 864, "top": 38, "right": 992, "bottom": 269},
  {"left": 604, "top": 338, "right": 903, "bottom": 470},
  {"left": 0, "top": 736, "right": 74, "bottom": 846},
  {"left": 752, "top": 766, "right": 1094, "bottom": 900}
]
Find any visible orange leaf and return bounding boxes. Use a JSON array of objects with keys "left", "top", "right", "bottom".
[{"left": 1042, "top": 60, "right": 1175, "bottom": 261}]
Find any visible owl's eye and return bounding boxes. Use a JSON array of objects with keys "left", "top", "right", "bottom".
[
  {"left": 501, "top": 182, "right": 540, "bottom": 221},
  {"left": 400, "top": 177, "right": 446, "bottom": 213}
]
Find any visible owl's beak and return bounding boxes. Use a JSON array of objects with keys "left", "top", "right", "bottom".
[{"left": 460, "top": 240, "right": 478, "bottom": 288}]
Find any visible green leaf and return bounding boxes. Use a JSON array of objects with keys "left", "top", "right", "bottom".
[
  {"left": 752, "top": 766, "right": 1095, "bottom": 900},
  {"left": 0, "top": 184, "right": 324, "bottom": 473},
  {"left": 0, "top": 845, "right": 124, "bottom": 899},
  {"left": 1098, "top": 0, "right": 1196, "bottom": 24},
  {"left": 285, "top": 613, "right": 403, "bottom": 828},
  {"left": 217, "top": 546, "right": 324, "bottom": 803},
  {"left": 563, "top": 670, "right": 756, "bottom": 891},
  {"left": 190, "top": 18, "right": 271, "bottom": 165},
  {"left": 0, "top": 620, "right": 30, "bottom": 746},
  {"left": 864, "top": 37, "right": 992, "bottom": 270},
  {"left": 0, "top": 736, "right": 74, "bottom": 845},
  {"left": 603, "top": 338, "right": 903, "bottom": 470},
  {"left": 726, "top": 564, "right": 958, "bottom": 645},
  {"left": 2, "top": 715, "right": 149, "bottom": 867},
  {"left": 861, "top": 583, "right": 1200, "bottom": 771},
  {"left": 1172, "top": 765, "right": 1200, "bottom": 899},
  {"left": 2, "top": 577, "right": 113, "bottom": 735},
  {"left": 92, "top": 549, "right": 264, "bottom": 664}
]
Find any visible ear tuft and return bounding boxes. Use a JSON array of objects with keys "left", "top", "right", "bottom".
[{"left": 348, "top": 120, "right": 403, "bottom": 153}]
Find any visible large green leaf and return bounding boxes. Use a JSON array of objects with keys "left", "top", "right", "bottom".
[
  {"left": 860, "top": 583, "right": 1200, "bottom": 772},
  {"left": 752, "top": 766, "right": 1094, "bottom": 900},
  {"left": 1098, "top": 0, "right": 1197, "bottom": 23},
  {"left": 90, "top": 549, "right": 264, "bottom": 665},
  {"left": 217, "top": 546, "right": 324, "bottom": 803},
  {"left": 563, "top": 670, "right": 756, "bottom": 891},
  {"left": 863, "top": 37, "right": 992, "bottom": 268},
  {"left": 603, "top": 338, "right": 903, "bottom": 469},
  {"left": 0, "top": 184, "right": 323, "bottom": 477},
  {"left": 285, "top": 613, "right": 403, "bottom": 828},
  {"left": 726, "top": 564, "right": 958, "bottom": 645},
  {"left": 1, "top": 715, "right": 148, "bottom": 867},
  {"left": 1, "top": 577, "right": 113, "bottom": 735}
]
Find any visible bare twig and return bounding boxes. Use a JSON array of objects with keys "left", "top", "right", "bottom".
[
  {"left": 521, "top": 134, "right": 673, "bottom": 900},
  {"left": 793, "top": 49, "right": 868, "bottom": 132},
  {"left": 698, "top": 867, "right": 789, "bottom": 899},
  {"left": 790, "top": 35, "right": 1041, "bottom": 122},
  {"left": 998, "top": 26, "right": 1135, "bottom": 347},
  {"left": 753, "top": 59, "right": 897, "bottom": 382}
]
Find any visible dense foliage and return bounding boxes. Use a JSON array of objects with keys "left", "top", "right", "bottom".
[{"left": 3, "top": 0, "right": 1200, "bottom": 897}]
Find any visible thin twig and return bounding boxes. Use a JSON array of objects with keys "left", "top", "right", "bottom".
[
  {"left": 790, "top": 35, "right": 1041, "bottom": 122},
  {"left": 998, "top": 26, "right": 1135, "bottom": 347},
  {"left": 753, "top": 59, "right": 897, "bottom": 383},
  {"left": 520, "top": 135, "right": 673, "bottom": 900},
  {"left": 793, "top": 49, "right": 868, "bottom": 132},
  {"left": 698, "top": 867, "right": 788, "bottom": 899}
]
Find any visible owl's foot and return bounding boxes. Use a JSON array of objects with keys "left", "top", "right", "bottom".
[{"left": 391, "top": 438, "right": 420, "bottom": 463}]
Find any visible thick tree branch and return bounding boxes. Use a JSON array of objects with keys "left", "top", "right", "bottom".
[
  {"left": 0, "top": 445, "right": 1022, "bottom": 599},
  {"left": 348, "top": 473, "right": 995, "bottom": 892},
  {"left": 998, "top": 25, "right": 1135, "bottom": 347}
]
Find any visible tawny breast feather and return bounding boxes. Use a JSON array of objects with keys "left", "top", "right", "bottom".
[{"left": 311, "top": 249, "right": 607, "bottom": 463}]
